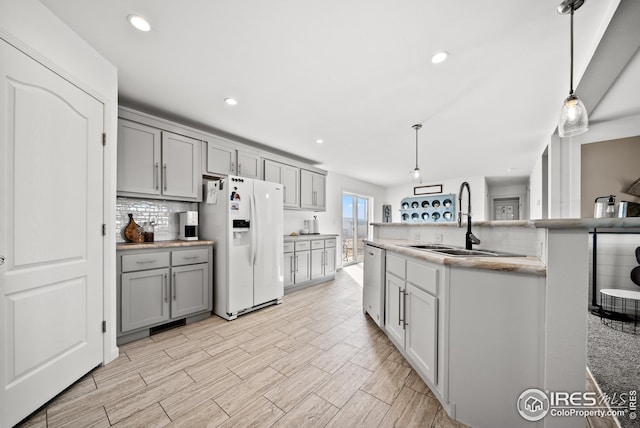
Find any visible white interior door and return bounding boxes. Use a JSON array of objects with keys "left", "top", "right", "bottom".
[{"left": 0, "top": 40, "right": 104, "bottom": 427}]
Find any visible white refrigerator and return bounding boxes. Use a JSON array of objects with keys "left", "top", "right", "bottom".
[{"left": 200, "top": 176, "right": 284, "bottom": 320}]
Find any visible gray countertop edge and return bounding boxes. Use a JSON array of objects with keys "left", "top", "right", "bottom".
[
  {"left": 284, "top": 234, "right": 339, "bottom": 241},
  {"left": 116, "top": 240, "right": 215, "bottom": 251},
  {"left": 371, "top": 217, "right": 640, "bottom": 229},
  {"left": 364, "top": 239, "right": 546, "bottom": 277}
]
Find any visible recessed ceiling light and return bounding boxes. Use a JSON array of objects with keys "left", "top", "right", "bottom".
[
  {"left": 431, "top": 51, "right": 449, "bottom": 64},
  {"left": 224, "top": 98, "right": 238, "bottom": 106},
  {"left": 315, "top": 139, "right": 324, "bottom": 144},
  {"left": 128, "top": 15, "right": 151, "bottom": 32}
]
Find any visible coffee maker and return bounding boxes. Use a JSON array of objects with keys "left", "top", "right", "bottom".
[{"left": 178, "top": 211, "right": 199, "bottom": 241}]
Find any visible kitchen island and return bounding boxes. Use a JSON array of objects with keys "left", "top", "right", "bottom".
[{"left": 366, "top": 217, "right": 640, "bottom": 428}]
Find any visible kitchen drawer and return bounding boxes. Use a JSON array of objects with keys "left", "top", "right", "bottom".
[
  {"left": 122, "top": 252, "right": 170, "bottom": 273},
  {"left": 283, "top": 242, "right": 294, "bottom": 252},
  {"left": 386, "top": 253, "right": 406, "bottom": 279},
  {"left": 324, "top": 238, "right": 336, "bottom": 248},
  {"left": 172, "top": 248, "right": 209, "bottom": 266},
  {"left": 407, "top": 260, "right": 438, "bottom": 295},
  {"left": 311, "top": 240, "right": 324, "bottom": 250},
  {"left": 295, "top": 241, "right": 310, "bottom": 251}
]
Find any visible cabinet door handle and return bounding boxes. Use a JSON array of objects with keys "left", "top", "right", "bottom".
[
  {"left": 398, "top": 287, "right": 403, "bottom": 326},
  {"left": 154, "top": 162, "right": 159, "bottom": 190},
  {"left": 136, "top": 260, "right": 158, "bottom": 264},
  {"left": 182, "top": 256, "right": 199, "bottom": 260},
  {"left": 283, "top": 186, "right": 286, "bottom": 202},
  {"left": 163, "top": 273, "right": 167, "bottom": 302},
  {"left": 238, "top": 163, "right": 241, "bottom": 175},
  {"left": 294, "top": 255, "right": 298, "bottom": 272},
  {"left": 403, "top": 291, "right": 408, "bottom": 328},
  {"left": 231, "top": 161, "right": 235, "bottom": 173},
  {"left": 172, "top": 271, "right": 176, "bottom": 299},
  {"left": 163, "top": 163, "right": 168, "bottom": 191}
]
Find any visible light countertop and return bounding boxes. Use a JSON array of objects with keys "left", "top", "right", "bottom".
[
  {"left": 365, "top": 238, "right": 546, "bottom": 276},
  {"left": 284, "top": 234, "right": 339, "bottom": 241},
  {"left": 116, "top": 240, "right": 215, "bottom": 251},
  {"left": 372, "top": 217, "right": 640, "bottom": 229}
]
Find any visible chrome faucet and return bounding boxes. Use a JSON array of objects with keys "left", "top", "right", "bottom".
[{"left": 458, "top": 181, "right": 481, "bottom": 250}]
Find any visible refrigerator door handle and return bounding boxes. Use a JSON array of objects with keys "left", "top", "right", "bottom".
[{"left": 250, "top": 192, "right": 257, "bottom": 266}]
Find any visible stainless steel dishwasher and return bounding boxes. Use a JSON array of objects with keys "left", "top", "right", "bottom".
[{"left": 363, "top": 244, "right": 385, "bottom": 327}]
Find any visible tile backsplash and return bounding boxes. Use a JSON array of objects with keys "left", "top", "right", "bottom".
[{"left": 116, "top": 197, "right": 198, "bottom": 242}]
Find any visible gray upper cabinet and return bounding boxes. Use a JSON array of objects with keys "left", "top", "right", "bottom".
[
  {"left": 117, "top": 118, "right": 201, "bottom": 201},
  {"left": 117, "top": 119, "right": 162, "bottom": 196},
  {"left": 206, "top": 141, "right": 235, "bottom": 176},
  {"left": 204, "top": 136, "right": 261, "bottom": 179},
  {"left": 264, "top": 159, "right": 300, "bottom": 208},
  {"left": 300, "top": 169, "right": 326, "bottom": 211},
  {"left": 162, "top": 132, "right": 200, "bottom": 199},
  {"left": 237, "top": 151, "right": 261, "bottom": 179}
]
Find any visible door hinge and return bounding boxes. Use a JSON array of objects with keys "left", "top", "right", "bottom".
[
  {"left": 102, "top": 224, "right": 106, "bottom": 236},
  {"left": 102, "top": 133, "right": 106, "bottom": 146},
  {"left": 102, "top": 320, "right": 107, "bottom": 333}
]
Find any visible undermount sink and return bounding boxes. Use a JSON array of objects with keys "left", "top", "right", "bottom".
[
  {"left": 401, "top": 244, "right": 524, "bottom": 257},
  {"left": 400, "top": 244, "right": 455, "bottom": 250}
]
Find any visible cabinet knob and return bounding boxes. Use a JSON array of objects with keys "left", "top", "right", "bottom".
[{"left": 0, "top": 255, "right": 5, "bottom": 265}]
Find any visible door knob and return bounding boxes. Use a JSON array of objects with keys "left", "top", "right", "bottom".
[{"left": 0, "top": 255, "right": 5, "bottom": 265}]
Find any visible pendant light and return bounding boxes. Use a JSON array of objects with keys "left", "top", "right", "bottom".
[
  {"left": 411, "top": 124, "right": 422, "bottom": 184},
  {"left": 557, "top": 0, "right": 588, "bottom": 137}
]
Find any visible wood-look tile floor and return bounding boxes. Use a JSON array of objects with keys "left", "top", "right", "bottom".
[
  {"left": 18, "top": 265, "right": 613, "bottom": 428},
  {"left": 18, "top": 265, "right": 464, "bottom": 428}
]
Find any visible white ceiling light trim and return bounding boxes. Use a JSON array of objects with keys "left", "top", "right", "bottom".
[
  {"left": 315, "top": 139, "right": 324, "bottom": 144},
  {"left": 127, "top": 15, "right": 150, "bottom": 32},
  {"left": 224, "top": 98, "right": 238, "bottom": 106},
  {"left": 431, "top": 51, "right": 449, "bottom": 64}
]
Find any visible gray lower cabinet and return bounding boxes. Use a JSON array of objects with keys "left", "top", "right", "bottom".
[
  {"left": 121, "top": 267, "right": 170, "bottom": 332},
  {"left": 284, "top": 237, "right": 336, "bottom": 291},
  {"left": 117, "top": 246, "right": 213, "bottom": 344}
]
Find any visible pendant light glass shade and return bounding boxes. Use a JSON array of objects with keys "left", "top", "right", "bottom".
[
  {"left": 413, "top": 167, "right": 422, "bottom": 184},
  {"left": 558, "top": 93, "right": 588, "bottom": 137},
  {"left": 557, "top": 0, "right": 588, "bottom": 138}
]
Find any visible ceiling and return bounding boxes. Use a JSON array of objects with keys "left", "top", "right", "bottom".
[{"left": 40, "top": 0, "right": 635, "bottom": 187}]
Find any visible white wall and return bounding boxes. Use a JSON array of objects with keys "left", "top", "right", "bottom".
[
  {"left": 384, "top": 176, "right": 487, "bottom": 222},
  {"left": 1, "top": 0, "right": 119, "bottom": 363},
  {"left": 284, "top": 171, "right": 386, "bottom": 268},
  {"left": 529, "top": 153, "right": 545, "bottom": 219}
]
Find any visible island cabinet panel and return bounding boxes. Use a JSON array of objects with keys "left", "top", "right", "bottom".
[
  {"left": 447, "top": 268, "right": 544, "bottom": 428},
  {"left": 385, "top": 272, "right": 406, "bottom": 348},
  {"left": 405, "top": 283, "right": 438, "bottom": 385},
  {"left": 384, "top": 252, "right": 442, "bottom": 393}
]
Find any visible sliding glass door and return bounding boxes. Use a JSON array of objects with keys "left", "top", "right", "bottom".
[{"left": 342, "top": 193, "right": 370, "bottom": 265}]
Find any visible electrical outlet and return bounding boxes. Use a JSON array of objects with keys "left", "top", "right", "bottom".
[{"left": 434, "top": 233, "right": 443, "bottom": 243}]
